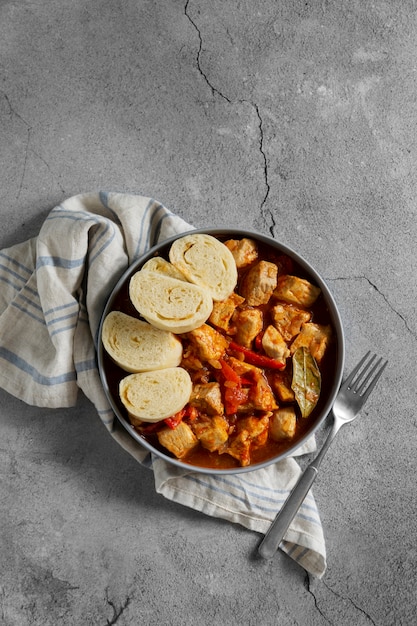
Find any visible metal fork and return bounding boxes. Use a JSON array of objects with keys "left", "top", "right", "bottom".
[{"left": 258, "top": 352, "right": 388, "bottom": 560}]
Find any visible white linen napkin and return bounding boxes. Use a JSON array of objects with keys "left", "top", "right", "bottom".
[{"left": 0, "top": 191, "right": 326, "bottom": 577}]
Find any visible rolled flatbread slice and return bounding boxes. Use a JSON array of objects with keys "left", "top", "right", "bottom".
[
  {"left": 101, "top": 311, "right": 182, "bottom": 372},
  {"left": 129, "top": 270, "right": 213, "bottom": 333},
  {"left": 119, "top": 367, "right": 192, "bottom": 423},
  {"left": 169, "top": 233, "right": 237, "bottom": 301},
  {"left": 141, "top": 256, "right": 187, "bottom": 281}
]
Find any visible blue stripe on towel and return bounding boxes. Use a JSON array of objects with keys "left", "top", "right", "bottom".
[
  {"left": 0, "top": 262, "right": 29, "bottom": 285},
  {"left": 99, "top": 191, "right": 110, "bottom": 209},
  {"left": 0, "top": 253, "right": 32, "bottom": 275},
  {"left": 153, "top": 211, "right": 174, "bottom": 243},
  {"left": 46, "top": 311, "right": 77, "bottom": 326},
  {"left": 0, "top": 274, "right": 25, "bottom": 292},
  {"left": 75, "top": 358, "right": 98, "bottom": 372},
  {"left": 44, "top": 301, "right": 78, "bottom": 317},
  {"left": 133, "top": 199, "right": 155, "bottom": 259},
  {"left": 16, "top": 293, "right": 43, "bottom": 313},
  {"left": 145, "top": 203, "right": 165, "bottom": 247},
  {"left": 49, "top": 322, "right": 78, "bottom": 337},
  {"left": 97, "top": 408, "right": 115, "bottom": 427},
  {"left": 46, "top": 211, "right": 100, "bottom": 224},
  {"left": 184, "top": 475, "right": 285, "bottom": 515},
  {"left": 184, "top": 475, "right": 321, "bottom": 526},
  {"left": 221, "top": 474, "right": 291, "bottom": 498},
  {"left": 46, "top": 209, "right": 117, "bottom": 266},
  {"left": 0, "top": 347, "right": 76, "bottom": 385},
  {"left": 36, "top": 256, "right": 86, "bottom": 270},
  {"left": 89, "top": 222, "right": 116, "bottom": 264},
  {"left": 98, "top": 191, "right": 123, "bottom": 225},
  {"left": 11, "top": 301, "right": 46, "bottom": 325}
]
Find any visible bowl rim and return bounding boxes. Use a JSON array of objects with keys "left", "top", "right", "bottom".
[{"left": 97, "top": 227, "right": 345, "bottom": 475}]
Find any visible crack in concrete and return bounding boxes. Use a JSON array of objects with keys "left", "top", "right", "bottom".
[
  {"left": 3, "top": 93, "right": 32, "bottom": 200},
  {"left": 3, "top": 92, "right": 66, "bottom": 197},
  {"left": 327, "top": 275, "right": 415, "bottom": 338},
  {"left": 105, "top": 589, "right": 131, "bottom": 625},
  {"left": 184, "top": 1, "right": 271, "bottom": 225},
  {"left": 3, "top": 92, "right": 31, "bottom": 128},
  {"left": 184, "top": 0, "right": 231, "bottom": 104},
  {"left": 322, "top": 580, "right": 377, "bottom": 625},
  {"left": 305, "top": 574, "right": 377, "bottom": 625},
  {"left": 31, "top": 148, "right": 66, "bottom": 194},
  {"left": 304, "top": 574, "right": 333, "bottom": 624},
  {"left": 253, "top": 102, "right": 273, "bottom": 231}
]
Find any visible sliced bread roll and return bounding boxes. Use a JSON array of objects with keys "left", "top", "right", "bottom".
[
  {"left": 129, "top": 270, "right": 213, "bottom": 333},
  {"left": 169, "top": 233, "right": 238, "bottom": 301},
  {"left": 101, "top": 311, "right": 182, "bottom": 372},
  {"left": 141, "top": 256, "right": 187, "bottom": 281},
  {"left": 119, "top": 367, "right": 192, "bottom": 423}
]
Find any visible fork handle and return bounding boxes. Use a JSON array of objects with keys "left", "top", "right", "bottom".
[
  {"left": 258, "top": 465, "right": 318, "bottom": 559},
  {"left": 258, "top": 419, "right": 342, "bottom": 560}
]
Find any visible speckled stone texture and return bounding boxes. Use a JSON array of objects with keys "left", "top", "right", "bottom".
[{"left": 1, "top": 1, "right": 416, "bottom": 624}]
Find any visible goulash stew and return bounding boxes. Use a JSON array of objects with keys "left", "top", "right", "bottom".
[{"left": 102, "top": 236, "right": 336, "bottom": 470}]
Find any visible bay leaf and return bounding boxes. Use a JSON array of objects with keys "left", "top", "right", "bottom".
[{"left": 291, "top": 347, "right": 321, "bottom": 418}]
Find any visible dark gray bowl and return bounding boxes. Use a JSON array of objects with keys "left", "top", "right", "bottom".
[{"left": 97, "top": 229, "right": 345, "bottom": 474}]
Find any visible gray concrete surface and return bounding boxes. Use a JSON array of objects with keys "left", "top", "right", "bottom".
[{"left": 1, "top": 1, "right": 416, "bottom": 624}]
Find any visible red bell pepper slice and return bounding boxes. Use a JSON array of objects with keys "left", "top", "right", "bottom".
[
  {"left": 219, "top": 358, "right": 248, "bottom": 415},
  {"left": 219, "top": 358, "right": 240, "bottom": 384},
  {"left": 164, "top": 408, "right": 186, "bottom": 430},
  {"left": 224, "top": 385, "right": 247, "bottom": 415},
  {"left": 164, "top": 405, "right": 198, "bottom": 429},
  {"left": 228, "top": 341, "right": 286, "bottom": 370},
  {"left": 254, "top": 330, "right": 264, "bottom": 351}
]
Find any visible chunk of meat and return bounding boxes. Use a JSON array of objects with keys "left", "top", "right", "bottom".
[
  {"left": 290, "top": 323, "right": 332, "bottom": 364},
  {"left": 270, "top": 407, "right": 297, "bottom": 441},
  {"left": 271, "top": 303, "right": 312, "bottom": 342},
  {"left": 225, "top": 414, "right": 270, "bottom": 466},
  {"left": 224, "top": 238, "right": 258, "bottom": 268},
  {"left": 209, "top": 292, "right": 245, "bottom": 332},
  {"left": 191, "top": 415, "right": 229, "bottom": 452},
  {"left": 234, "top": 307, "right": 263, "bottom": 348},
  {"left": 228, "top": 357, "right": 278, "bottom": 411},
  {"left": 225, "top": 429, "right": 251, "bottom": 466},
  {"left": 190, "top": 382, "right": 224, "bottom": 415},
  {"left": 274, "top": 275, "right": 321, "bottom": 308},
  {"left": 227, "top": 355, "right": 259, "bottom": 377},
  {"left": 248, "top": 372, "right": 277, "bottom": 411},
  {"left": 261, "top": 325, "right": 290, "bottom": 362},
  {"left": 240, "top": 261, "right": 278, "bottom": 306},
  {"left": 180, "top": 351, "right": 203, "bottom": 371},
  {"left": 270, "top": 371, "right": 295, "bottom": 403},
  {"left": 157, "top": 421, "right": 198, "bottom": 459},
  {"left": 186, "top": 324, "right": 228, "bottom": 361},
  {"left": 238, "top": 414, "right": 270, "bottom": 448}
]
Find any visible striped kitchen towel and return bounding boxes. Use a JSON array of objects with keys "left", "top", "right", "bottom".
[{"left": 0, "top": 191, "right": 326, "bottom": 577}]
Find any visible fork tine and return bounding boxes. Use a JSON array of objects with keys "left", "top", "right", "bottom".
[
  {"left": 360, "top": 359, "right": 388, "bottom": 402},
  {"left": 343, "top": 351, "right": 372, "bottom": 388},
  {"left": 354, "top": 354, "right": 379, "bottom": 394}
]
